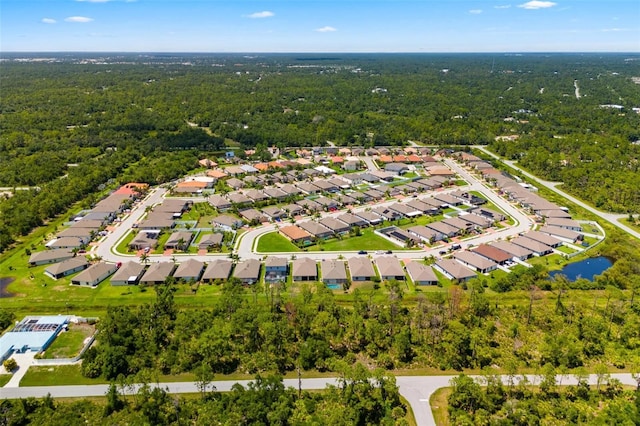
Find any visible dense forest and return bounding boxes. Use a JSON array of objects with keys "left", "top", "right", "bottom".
[
  {"left": 448, "top": 373, "right": 640, "bottom": 425},
  {"left": 1, "top": 53, "right": 639, "bottom": 248},
  {"left": 80, "top": 248, "right": 640, "bottom": 382},
  {"left": 0, "top": 371, "right": 408, "bottom": 425}
]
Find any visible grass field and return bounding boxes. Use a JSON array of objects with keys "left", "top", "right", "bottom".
[
  {"left": 0, "top": 374, "right": 12, "bottom": 387},
  {"left": 42, "top": 323, "right": 94, "bottom": 359},
  {"left": 21, "top": 364, "right": 107, "bottom": 386},
  {"left": 430, "top": 387, "right": 451, "bottom": 426},
  {"left": 256, "top": 232, "right": 301, "bottom": 253},
  {"left": 306, "top": 229, "right": 401, "bottom": 252}
]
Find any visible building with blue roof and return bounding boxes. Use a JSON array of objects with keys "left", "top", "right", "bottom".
[{"left": 0, "top": 316, "right": 69, "bottom": 362}]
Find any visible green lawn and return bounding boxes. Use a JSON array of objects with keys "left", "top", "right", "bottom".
[
  {"left": 556, "top": 245, "right": 577, "bottom": 254},
  {"left": 115, "top": 229, "right": 137, "bottom": 254},
  {"left": 21, "top": 365, "right": 107, "bottom": 386},
  {"left": 256, "top": 232, "right": 301, "bottom": 253},
  {"left": 42, "top": 323, "right": 95, "bottom": 359},
  {"left": 0, "top": 374, "right": 12, "bottom": 387},
  {"left": 307, "top": 229, "right": 401, "bottom": 252}
]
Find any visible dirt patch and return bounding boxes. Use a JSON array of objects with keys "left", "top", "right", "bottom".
[{"left": 0, "top": 277, "right": 15, "bottom": 298}]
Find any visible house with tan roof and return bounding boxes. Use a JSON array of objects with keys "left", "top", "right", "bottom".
[
  {"left": 321, "top": 259, "right": 347, "bottom": 285},
  {"left": 292, "top": 257, "right": 318, "bottom": 281},
  {"left": 173, "top": 259, "right": 205, "bottom": 282},
  {"left": 490, "top": 240, "right": 533, "bottom": 260},
  {"left": 434, "top": 259, "right": 476, "bottom": 282},
  {"left": 453, "top": 251, "right": 498, "bottom": 273},
  {"left": 406, "top": 261, "right": 438, "bottom": 285},
  {"left": 233, "top": 259, "right": 261, "bottom": 285},
  {"left": 140, "top": 262, "right": 176, "bottom": 285},
  {"left": 375, "top": 256, "right": 405, "bottom": 281},
  {"left": 202, "top": 259, "right": 233, "bottom": 282},
  {"left": 71, "top": 262, "right": 117, "bottom": 287},
  {"left": 110, "top": 261, "right": 146, "bottom": 286},
  {"left": 44, "top": 257, "right": 89, "bottom": 280}
]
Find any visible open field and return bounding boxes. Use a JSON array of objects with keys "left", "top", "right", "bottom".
[
  {"left": 42, "top": 323, "right": 94, "bottom": 359},
  {"left": 430, "top": 386, "right": 452, "bottom": 426},
  {"left": 256, "top": 232, "right": 301, "bottom": 253}
]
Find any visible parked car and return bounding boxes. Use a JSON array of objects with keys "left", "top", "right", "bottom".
[{"left": 358, "top": 250, "right": 368, "bottom": 255}]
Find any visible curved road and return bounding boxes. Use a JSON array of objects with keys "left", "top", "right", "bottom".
[
  {"left": 2, "top": 374, "right": 637, "bottom": 425},
  {"left": 474, "top": 146, "right": 640, "bottom": 240}
]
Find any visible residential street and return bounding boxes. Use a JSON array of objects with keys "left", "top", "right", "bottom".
[{"left": 2, "top": 374, "right": 637, "bottom": 426}]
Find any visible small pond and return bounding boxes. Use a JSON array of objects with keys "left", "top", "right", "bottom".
[
  {"left": 0, "top": 277, "right": 15, "bottom": 298},
  {"left": 549, "top": 256, "right": 612, "bottom": 282}
]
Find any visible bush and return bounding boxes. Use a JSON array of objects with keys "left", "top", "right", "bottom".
[{"left": 3, "top": 358, "right": 18, "bottom": 372}]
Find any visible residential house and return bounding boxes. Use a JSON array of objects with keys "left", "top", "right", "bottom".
[
  {"left": 453, "top": 251, "right": 498, "bottom": 273},
  {"left": 337, "top": 213, "right": 368, "bottom": 228},
  {"left": 227, "top": 192, "right": 252, "bottom": 206},
  {"left": 28, "top": 249, "right": 74, "bottom": 266},
  {"left": 335, "top": 193, "right": 357, "bottom": 206},
  {"left": 321, "top": 260, "right": 348, "bottom": 285},
  {"left": 279, "top": 184, "right": 302, "bottom": 197},
  {"left": 212, "top": 215, "right": 244, "bottom": 231},
  {"left": 348, "top": 257, "right": 377, "bottom": 281},
  {"left": 71, "top": 262, "right": 118, "bottom": 287},
  {"left": 511, "top": 236, "right": 553, "bottom": 256},
  {"left": 297, "top": 182, "right": 320, "bottom": 194},
  {"left": 292, "top": 257, "right": 318, "bottom": 281},
  {"left": 56, "top": 227, "right": 94, "bottom": 244},
  {"left": 434, "top": 259, "right": 476, "bottom": 282},
  {"left": 342, "top": 173, "right": 364, "bottom": 185},
  {"left": 407, "top": 226, "right": 440, "bottom": 244},
  {"left": 524, "top": 231, "right": 563, "bottom": 248},
  {"left": 406, "top": 262, "right": 438, "bottom": 285},
  {"left": 343, "top": 160, "right": 360, "bottom": 171},
  {"left": 279, "top": 225, "right": 313, "bottom": 245},
  {"left": 262, "top": 206, "right": 285, "bottom": 221},
  {"left": 460, "top": 213, "right": 493, "bottom": 229},
  {"left": 372, "top": 206, "right": 402, "bottom": 221},
  {"left": 173, "top": 259, "right": 205, "bottom": 282},
  {"left": 239, "top": 208, "right": 266, "bottom": 224},
  {"left": 47, "top": 237, "right": 84, "bottom": 250},
  {"left": 354, "top": 211, "right": 383, "bottom": 226},
  {"left": 296, "top": 199, "right": 323, "bottom": 213},
  {"left": 441, "top": 217, "right": 475, "bottom": 234},
  {"left": 139, "top": 262, "right": 176, "bottom": 285},
  {"left": 388, "top": 203, "right": 422, "bottom": 218},
  {"left": 233, "top": 258, "right": 261, "bottom": 284},
  {"left": 472, "top": 244, "right": 513, "bottom": 265},
  {"left": 129, "top": 231, "right": 159, "bottom": 251},
  {"left": 110, "top": 261, "right": 146, "bottom": 286},
  {"left": 208, "top": 195, "right": 232, "bottom": 211},
  {"left": 433, "top": 193, "right": 462, "bottom": 207},
  {"left": 383, "top": 227, "right": 421, "bottom": 246},
  {"left": 198, "top": 233, "right": 224, "bottom": 250},
  {"left": 370, "top": 170, "right": 396, "bottom": 181},
  {"left": 538, "top": 226, "right": 582, "bottom": 243},
  {"left": 263, "top": 187, "right": 288, "bottom": 201},
  {"left": 319, "top": 217, "right": 350, "bottom": 235},
  {"left": 385, "top": 162, "right": 410, "bottom": 175},
  {"left": 406, "top": 199, "right": 440, "bottom": 216},
  {"left": 244, "top": 189, "right": 268, "bottom": 203},
  {"left": 375, "top": 256, "right": 405, "bottom": 281},
  {"left": 282, "top": 204, "right": 304, "bottom": 217},
  {"left": 138, "top": 212, "right": 175, "bottom": 230},
  {"left": 44, "top": 258, "right": 89, "bottom": 280},
  {"left": 264, "top": 257, "right": 289, "bottom": 283},
  {"left": 473, "top": 208, "right": 506, "bottom": 222},
  {"left": 298, "top": 221, "right": 334, "bottom": 239},
  {"left": 202, "top": 259, "right": 233, "bottom": 282},
  {"left": 545, "top": 217, "right": 581, "bottom": 231},
  {"left": 426, "top": 221, "right": 460, "bottom": 238},
  {"left": 164, "top": 231, "right": 193, "bottom": 251},
  {"left": 315, "top": 196, "right": 339, "bottom": 210},
  {"left": 490, "top": 240, "right": 533, "bottom": 261}
]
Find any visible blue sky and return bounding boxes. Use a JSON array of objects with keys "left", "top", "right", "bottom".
[{"left": 2, "top": 0, "right": 639, "bottom": 52}]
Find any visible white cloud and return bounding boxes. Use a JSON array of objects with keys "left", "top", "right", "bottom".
[
  {"left": 315, "top": 26, "right": 337, "bottom": 32},
  {"left": 41, "top": 18, "right": 57, "bottom": 24},
  {"left": 518, "top": 1, "right": 557, "bottom": 9},
  {"left": 246, "top": 11, "right": 274, "bottom": 19},
  {"left": 494, "top": 4, "right": 512, "bottom": 9},
  {"left": 469, "top": 9, "right": 483, "bottom": 14},
  {"left": 64, "top": 16, "right": 94, "bottom": 23}
]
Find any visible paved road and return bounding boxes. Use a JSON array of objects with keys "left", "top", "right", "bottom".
[
  {"left": 2, "top": 374, "right": 636, "bottom": 425},
  {"left": 474, "top": 146, "right": 640, "bottom": 240}
]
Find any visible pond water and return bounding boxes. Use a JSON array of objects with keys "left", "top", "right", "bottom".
[
  {"left": 550, "top": 256, "right": 612, "bottom": 282},
  {"left": 0, "top": 277, "right": 15, "bottom": 298}
]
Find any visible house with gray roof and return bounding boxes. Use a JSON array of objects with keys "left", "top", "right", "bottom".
[
  {"left": 538, "top": 226, "right": 582, "bottom": 243},
  {"left": 227, "top": 178, "right": 245, "bottom": 189},
  {"left": 460, "top": 213, "right": 493, "bottom": 229},
  {"left": 71, "top": 262, "right": 117, "bottom": 287},
  {"left": 296, "top": 199, "right": 322, "bottom": 213},
  {"left": 173, "top": 259, "right": 205, "bottom": 282},
  {"left": 202, "top": 259, "right": 233, "bottom": 282},
  {"left": 46, "top": 237, "right": 84, "bottom": 250},
  {"left": 44, "top": 257, "right": 89, "bottom": 280},
  {"left": 389, "top": 203, "right": 422, "bottom": 218},
  {"left": 140, "top": 262, "right": 176, "bottom": 285},
  {"left": 407, "top": 226, "right": 440, "bottom": 244},
  {"left": 511, "top": 236, "right": 553, "bottom": 256},
  {"left": 375, "top": 256, "right": 405, "bottom": 281},
  {"left": 545, "top": 217, "right": 581, "bottom": 231},
  {"left": 384, "top": 163, "right": 410, "bottom": 175},
  {"left": 354, "top": 210, "right": 383, "bottom": 225},
  {"left": 434, "top": 259, "right": 476, "bottom": 282},
  {"left": 524, "top": 231, "right": 563, "bottom": 248},
  {"left": 279, "top": 184, "right": 302, "bottom": 196},
  {"left": 28, "top": 249, "right": 74, "bottom": 266},
  {"left": 244, "top": 189, "right": 268, "bottom": 202},
  {"left": 129, "top": 231, "right": 159, "bottom": 251},
  {"left": 337, "top": 213, "right": 368, "bottom": 228},
  {"left": 239, "top": 208, "right": 266, "bottom": 224},
  {"left": 490, "top": 240, "right": 533, "bottom": 260},
  {"left": 164, "top": 231, "right": 193, "bottom": 251},
  {"left": 297, "top": 182, "right": 320, "bottom": 194},
  {"left": 319, "top": 217, "right": 350, "bottom": 234},
  {"left": 406, "top": 261, "right": 438, "bottom": 285},
  {"left": 453, "top": 251, "right": 498, "bottom": 274},
  {"left": 110, "top": 261, "right": 146, "bottom": 286},
  {"left": 227, "top": 192, "right": 252, "bottom": 206},
  {"left": 321, "top": 259, "right": 347, "bottom": 285},
  {"left": 56, "top": 227, "right": 94, "bottom": 244},
  {"left": 348, "top": 257, "right": 377, "bottom": 281},
  {"left": 264, "top": 257, "right": 288, "bottom": 283},
  {"left": 233, "top": 258, "right": 261, "bottom": 285},
  {"left": 212, "top": 215, "right": 244, "bottom": 231},
  {"left": 406, "top": 199, "right": 440, "bottom": 216},
  {"left": 198, "top": 233, "right": 224, "bottom": 250},
  {"left": 292, "top": 257, "right": 318, "bottom": 281},
  {"left": 282, "top": 204, "right": 304, "bottom": 217},
  {"left": 208, "top": 195, "right": 232, "bottom": 211},
  {"left": 427, "top": 221, "right": 460, "bottom": 238},
  {"left": 263, "top": 187, "right": 288, "bottom": 201},
  {"left": 298, "top": 221, "right": 334, "bottom": 239}
]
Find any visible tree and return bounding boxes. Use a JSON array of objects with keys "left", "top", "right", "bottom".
[{"left": 194, "top": 362, "right": 215, "bottom": 399}]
